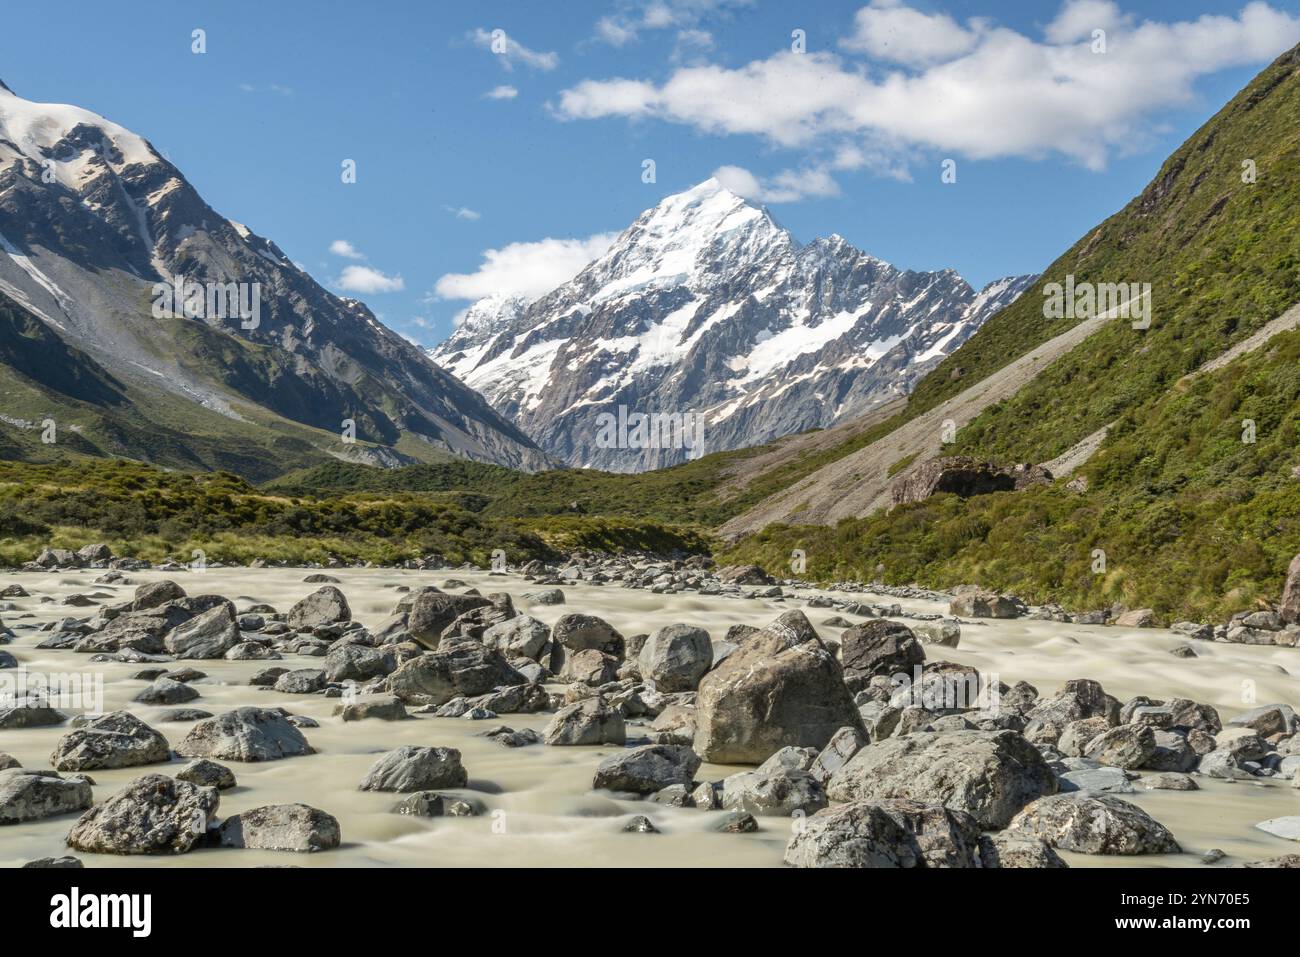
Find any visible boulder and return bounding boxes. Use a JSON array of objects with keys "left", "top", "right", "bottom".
[
  {"left": 66, "top": 774, "right": 219, "bottom": 854},
  {"left": 638, "top": 624, "right": 713, "bottom": 692},
  {"left": 543, "top": 697, "right": 626, "bottom": 746},
  {"left": 716, "top": 564, "right": 773, "bottom": 586},
  {"left": 133, "top": 677, "right": 199, "bottom": 706},
  {"left": 592, "top": 745, "right": 701, "bottom": 794},
  {"left": 287, "top": 586, "right": 351, "bottom": 630},
  {"left": 1114, "top": 608, "right": 1156, "bottom": 628},
  {"left": 1280, "top": 553, "right": 1300, "bottom": 624},
  {"left": 551, "top": 614, "right": 624, "bottom": 658},
  {"left": 387, "top": 638, "right": 525, "bottom": 706},
  {"left": 323, "top": 644, "right": 395, "bottom": 683},
  {"left": 1007, "top": 793, "right": 1180, "bottom": 855},
  {"left": 164, "top": 603, "right": 239, "bottom": 659},
  {"left": 359, "top": 746, "right": 467, "bottom": 792},
  {"left": 176, "top": 708, "right": 313, "bottom": 762},
  {"left": 784, "top": 799, "right": 982, "bottom": 868},
  {"left": 218, "top": 804, "right": 340, "bottom": 852},
  {"left": 51, "top": 711, "right": 171, "bottom": 771},
  {"left": 694, "top": 610, "right": 863, "bottom": 764},
  {"left": 978, "top": 832, "right": 1068, "bottom": 868},
  {"left": 722, "top": 766, "right": 828, "bottom": 816},
  {"left": 334, "top": 693, "right": 408, "bottom": 722},
  {"left": 911, "top": 620, "right": 961, "bottom": 648},
  {"left": 406, "top": 591, "right": 490, "bottom": 649},
  {"left": 132, "top": 580, "right": 185, "bottom": 611},
  {"left": 1229, "top": 704, "right": 1298, "bottom": 738},
  {"left": 839, "top": 619, "right": 926, "bottom": 691},
  {"left": 273, "top": 669, "right": 327, "bottom": 695},
  {"left": 176, "top": 758, "right": 236, "bottom": 790},
  {"left": 0, "top": 769, "right": 93, "bottom": 824},
  {"left": 482, "top": 615, "right": 551, "bottom": 660},
  {"left": 948, "top": 590, "right": 1020, "bottom": 619},
  {"left": 827, "top": 729, "right": 1057, "bottom": 829},
  {"left": 809, "top": 727, "right": 868, "bottom": 785},
  {"left": 1084, "top": 724, "right": 1157, "bottom": 770}
]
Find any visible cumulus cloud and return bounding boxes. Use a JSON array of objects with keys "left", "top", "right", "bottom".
[
  {"left": 329, "top": 239, "right": 365, "bottom": 260},
  {"left": 469, "top": 28, "right": 559, "bottom": 71},
  {"left": 556, "top": 0, "right": 1300, "bottom": 172},
  {"left": 714, "top": 164, "right": 841, "bottom": 203},
  {"left": 336, "top": 265, "right": 405, "bottom": 294},
  {"left": 485, "top": 84, "right": 519, "bottom": 100},
  {"left": 433, "top": 233, "right": 619, "bottom": 302}
]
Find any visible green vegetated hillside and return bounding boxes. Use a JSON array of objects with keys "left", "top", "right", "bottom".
[
  {"left": 0, "top": 459, "right": 711, "bottom": 567},
  {"left": 721, "top": 44, "right": 1300, "bottom": 622}
]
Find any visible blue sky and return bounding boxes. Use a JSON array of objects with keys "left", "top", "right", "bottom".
[{"left": 2, "top": 0, "right": 1297, "bottom": 346}]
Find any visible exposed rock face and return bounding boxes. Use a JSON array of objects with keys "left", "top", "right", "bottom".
[
  {"left": 0, "top": 769, "right": 93, "bottom": 824},
  {"left": 50, "top": 711, "right": 171, "bottom": 771},
  {"left": 827, "top": 729, "right": 1057, "bottom": 829},
  {"left": 66, "top": 774, "right": 219, "bottom": 855},
  {"left": 592, "top": 745, "right": 701, "bottom": 794},
  {"left": 431, "top": 178, "right": 1034, "bottom": 472},
  {"left": 386, "top": 638, "right": 525, "bottom": 706},
  {"left": 176, "top": 708, "right": 313, "bottom": 762},
  {"left": 638, "top": 624, "right": 713, "bottom": 692},
  {"left": 694, "top": 610, "right": 863, "bottom": 764},
  {"left": 358, "top": 746, "right": 467, "bottom": 792},
  {"left": 287, "top": 586, "right": 351, "bottom": 630},
  {"left": 891, "top": 457, "right": 1051, "bottom": 506},
  {"left": 218, "top": 804, "right": 341, "bottom": 852},
  {"left": 1007, "top": 794, "right": 1180, "bottom": 855}
]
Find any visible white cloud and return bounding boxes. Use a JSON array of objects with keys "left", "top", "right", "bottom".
[
  {"left": 445, "top": 205, "right": 482, "bottom": 221},
  {"left": 714, "top": 164, "right": 841, "bottom": 203},
  {"left": 433, "top": 233, "right": 619, "bottom": 302},
  {"left": 840, "top": 0, "right": 981, "bottom": 66},
  {"left": 485, "top": 84, "right": 519, "bottom": 100},
  {"left": 556, "top": 1, "right": 1300, "bottom": 172},
  {"left": 469, "top": 28, "right": 559, "bottom": 71},
  {"left": 593, "top": 0, "right": 752, "bottom": 47},
  {"left": 337, "top": 265, "right": 405, "bottom": 294},
  {"left": 329, "top": 239, "right": 365, "bottom": 260}
]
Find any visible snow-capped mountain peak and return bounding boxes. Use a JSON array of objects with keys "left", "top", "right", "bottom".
[{"left": 430, "top": 179, "right": 1036, "bottom": 472}]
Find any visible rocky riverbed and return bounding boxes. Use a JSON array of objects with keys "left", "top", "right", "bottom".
[{"left": 3, "top": 562, "right": 1300, "bottom": 868}]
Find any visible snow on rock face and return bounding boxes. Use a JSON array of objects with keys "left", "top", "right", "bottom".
[{"left": 430, "top": 179, "right": 1036, "bottom": 472}]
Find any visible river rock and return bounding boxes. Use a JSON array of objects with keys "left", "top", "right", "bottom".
[
  {"left": 809, "top": 727, "right": 868, "bottom": 784},
  {"left": 133, "top": 677, "right": 199, "bottom": 706},
  {"left": 723, "top": 766, "right": 828, "bottom": 816},
  {"left": 387, "top": 637, "right": 525, "bottom": 706},
  {"left": 911, "top": 619, "right": 961, "bottom": 648},
  {"left": 592, "top": 744, "right": 701, "bottom": 794},
  {"left": 335, "top": 693, "right": 408, "bottom": 722},
  {"left": 51, "top": 711, "right": 171, "bottom": 771},
  {"left": 0, "top": 769, "right": 93, "bottom": 824},
  {"left": 1229, "top": 704, "right": 1298, "bottom": 737},
  {"left": 978, "top": 832, "right": 1068, "bottom": 868},
  {"left": 949, "top": 590, "right": 1019, "bottom": 618},
  {"left": 323, "top": 644, "right": 396, "bottom": 683},
  {"left": 551, "top": 613, "right": 624, "bottom": 658},
  {"left": 827, "top": 729, "right": 1057, "bottom": 828},
  {"left": 1280, "top": 553, "right": 1300, "bottom": 624},
  {"left": 132, "top": 580, "right": 185, "bottom": 611},
  {"left": 218, "top": 804, "right": 340, "bottom": 852},
  {"left": 638, "top": 624, "right": 713, "bottom": 692},
  {"left": 176, "top": 758, "right": 236, "bottom": 790},
  {"left": 359, "top": 746, "right": 467, "bottom": 792},
  {"left": 287, "top": 586, "right": 351, "bottom": 630},
  {"left": 164, "top": 603, "right": 239, "bottom": 659},
  {"left": 176, "top": 707, "right": 313, "bottom": 761},
  {"left": 66, "top": 773, "right": 219, "bottom": 854},
  {"left": 694, "top": 610, "right": 863, "bottom": 764},
  {"left": 784, "top": 799, "right": 982, "bottom": 868},
  {"left": 840, "top": 619, "right": 925, "bottom": 691},
  {"left": 544, "top": 697, "right": 626, "bottom": 746},
  {"left": 482, "top": 615, "right": 551, "bottom": 660},
  {"left": 1007, "top": 793, "right": 1180, "bottom": 855},
  {"left": 1084, "top": 724, "right": 1157, "bottom": 769},
  {"left": 407, "top": 591, "right": 490, "bottom": 649},
  {"left": 273, "top": 669, "right": 327, "bottom": 695}
]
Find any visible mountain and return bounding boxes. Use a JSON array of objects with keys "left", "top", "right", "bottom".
[
  {"left": 430, "top": 178, "right": 1035, "bottom": 472},
  {"left": 0, "top": 79, "right": 548, "bottom": 478},
  {"left": 712, "top": 42, "right": 1300, "bottom": 622}
]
